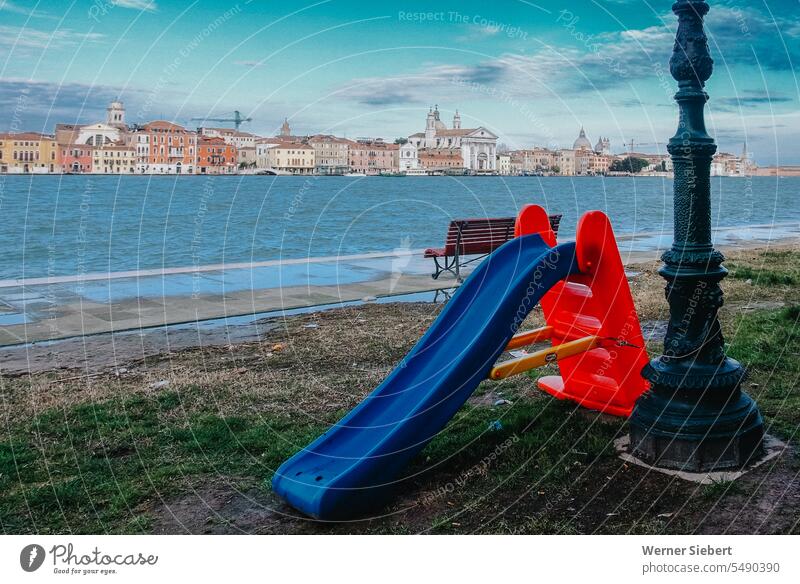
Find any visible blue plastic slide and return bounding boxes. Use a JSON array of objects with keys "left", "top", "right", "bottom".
[{"left": 272, "top": 234, "right": 579, "bottom": 520}]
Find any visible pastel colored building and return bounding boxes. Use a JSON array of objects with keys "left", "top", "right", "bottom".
[
  {"left": 348, "top": 139, "right": 398, "bottom": 174},
  {"left": 399, "top": 142, "right": 418, "bottom": 172},
  {"left": 55, "top": 123, "right": 82, "bottom": 146},
  {"left": 557, "top": 149, "right": 576, "bottom": 176},
  {"left": 264, "top": 142, "right": 315, "bottom": 174},
  {"left": 198, "top": 136, "right": 237, "bottom": 174},
  {"left": 418, "top": 147, "right": 463, "bottom": 171},
  {"left": 132, "top": 121, "right": 197, "bottom": 174},
  {"left": 587, "top": 153, "right": 613, "bottom": 175},
  {"left": 60, "top": 144, "right": 94, "bottom": 173},
  {"left": 0, "top": 132, "right": 59, "bottom": 173},
  {"left": 198, "top": 128, "right": 258, "bottom": 151},
  {"left": 408, "top": 106, "right": 497, "bottom": 172},
  {"left": 308, "top": 134, "right": 350, "bottom": 175},
  {"left": 76, "top": 123, "right": 122, "bottom": 147},
  {"left": 255, "top": 139, "right": 281, "bottom": 169},
  {"left": 497, "top": 153, "right": 511, "bottom": 175},
  {"left": 237, "top": 146, "right": 257, "bottom": 169},
  {"left": 92, "top": 143, "right": 137, "bottom": 174}
]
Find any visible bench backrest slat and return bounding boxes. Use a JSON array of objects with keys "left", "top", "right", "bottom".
[{"left": 441, "top": 214, "right": 561, "bottom": 255}]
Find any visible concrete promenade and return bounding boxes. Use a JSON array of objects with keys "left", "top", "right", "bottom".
[{"left": 0, "top": 222, "right": 796, "bottom": 347}]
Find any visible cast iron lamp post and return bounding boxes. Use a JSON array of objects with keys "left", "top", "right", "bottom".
[{"left": 628, "top": 0, "right": 764, "bottom": 471}]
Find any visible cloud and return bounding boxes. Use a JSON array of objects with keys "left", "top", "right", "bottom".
[
  {"left": 0, "top": 78, "right": 143, "bottom": 132},
  {"left": 0, "top": 0, "right": 53, "bottom": 18},
  {"left": 0, "top": 25, "right": 105, "bottom": 51},
  {"left": 111, "top": 0, "right": 157, "bottom": 11},
  {"left": 338, "top": 4, "right": 799, "bottom": 107},
  {"left": 714, "top": 91, "right": 793, "bottom": 112}
]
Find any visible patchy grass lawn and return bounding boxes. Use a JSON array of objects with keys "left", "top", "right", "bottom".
[{"left": 1, "top": 247, "right": 798, "bottom": 534}]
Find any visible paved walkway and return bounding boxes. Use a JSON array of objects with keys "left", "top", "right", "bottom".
[
  {"left": 0, "top": 251, "right": 456, "bottom": 346},
  {"left": 0, "top": 222, "right": 796, "bottom": 347}
]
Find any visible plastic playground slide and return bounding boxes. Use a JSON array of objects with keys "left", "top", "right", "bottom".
[{"left": 272, "top": 231, "right": 580, "bottom": 520}]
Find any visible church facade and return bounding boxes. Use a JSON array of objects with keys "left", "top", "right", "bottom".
[{"left": 407, "top": 106, "right": 498, "bottom": 172}]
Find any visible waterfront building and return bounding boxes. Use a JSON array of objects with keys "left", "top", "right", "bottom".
[
  {"left": 91, "top": 142, "right": 136, "bottom": 174},
  {"left": 198, "top": 127, "right": 258, "bottom": 151},
  {"left": 197, "top": 136, "right": 237, "bottom": 174},
  {"left": 237, "top": 146, "right": 257, "bottom": 169},
  {"left": 418, "top": 147, "right": 463, "bottom": 172},
  {"left": 508, "top": 150, "right": 533, "bottom": 174},
  {"left": 754, "top": 165, "right": 800, "bottom": 177},
  {"left": 398, "top": 142, "right": 419, "bottom": 172},
  {"left": 497, "top": 153, "right": 511, "bottom": 175},
  {"left": 573, "top": 127, "right": 592, "bottom": 150},
  {"left": 557, "top": 149, "right": 576, "bottom": 176},
  {"left": 308, "top": 134, "right": 350, "bottom": 175},
  {"left": 76, "top": 123, "right": 123, "bottom": 147},
  {"left": 407, "top": 106, "right": 497, "bottom": 172},
  {"left": 132, "top": 121, "right": 197, "bottom": 174},
  {"left": 509, "top": 153, "right": 525, "bottom": 175},
  {"left": 60, "top": 145, "right": 94, "bottom": 173},
  {"left": 506, "top": 148, "right": 557, "bottom": 175},
  {"left": 595, "top": 136, "right": 611, "bottom": 155},
  {"left": 530, "top": 148, "right": 557, "bottom": 173},
  {"left": 55, "top": 101, "right": 128, "bottom": 147},
  {"left": 264, "top": 141, "right": 315, "bottom": 174},
  {"left": 348, "top": 139, "right": 399, "bottom": 175},
  {"left": 0, "top": 132, "right": 59, "bottom": 173},
  {"left": 255, "top": 138, "right": 281, "bottom": 169},
  {"left": 54, "top": 123, "right": 82, "bottom": 146},
  {"left": 575, "top": 148, "right": 591, "bottom": 175},
  {"left": 587, "top": 152, "right": 613, "bottom": 175},
  {"left": 106, "top": 101, "right": 127, "bottom": 130}
]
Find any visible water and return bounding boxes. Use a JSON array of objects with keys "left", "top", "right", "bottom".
[{"left": 0, "top": 175, "right": 797, "bottom": 281}]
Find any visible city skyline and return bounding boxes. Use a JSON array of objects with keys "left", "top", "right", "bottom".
[{"left": 1, "top": 0, "right": 798, "bottom": 164}]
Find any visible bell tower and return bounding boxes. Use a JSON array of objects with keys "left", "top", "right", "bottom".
[
  {"left": 106, "top": 101, "right": 126, "bottom": 129},
  {"left": 424, "top": 107, "right": 436, "bottom": 145}
]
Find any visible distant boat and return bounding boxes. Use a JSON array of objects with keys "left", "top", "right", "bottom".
[{"left": 379, "top": 171, "right": 407, "bottom": 177}]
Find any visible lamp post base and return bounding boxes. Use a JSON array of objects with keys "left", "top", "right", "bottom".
[{"left": 629, "top": 357, "right": 764, "bottom": 472}]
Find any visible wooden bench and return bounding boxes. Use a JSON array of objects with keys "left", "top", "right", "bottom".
[{"left": 424, "top": 214, "right": 562, "bottom": 281}]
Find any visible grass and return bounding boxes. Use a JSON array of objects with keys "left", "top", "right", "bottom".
[
  {"left": 701, "top": 479, "right": 745, "bottom": 501},
  {"left": 0, "top": 390, "right": 329, "bottom": 533},
  {"left": 727, "top": 250, "right": 800, "bottom": 287},
  {"left": 727, "top": 304, "right": 800, "bottom": 440},
  {"left": 1, "top": 247, "right": 799, "bottom": 534}
]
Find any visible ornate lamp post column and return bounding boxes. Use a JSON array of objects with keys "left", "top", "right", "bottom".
[{"left": 628, "top": 0, "right": 764, "bottom": 471}]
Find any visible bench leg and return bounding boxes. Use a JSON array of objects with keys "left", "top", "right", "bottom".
[
  {"left": 433, "top": 287, "right": 454, "bottom": 303},
  {"left": 431, "top": 255, "right": 459, "bottom": 280},
  {"left": 431, "top": 256, "right": 444, "bottom": 279}
]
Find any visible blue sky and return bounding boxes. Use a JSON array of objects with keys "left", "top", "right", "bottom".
[{"left": 1, "top": 0, "right": 798, "bottom": 163}]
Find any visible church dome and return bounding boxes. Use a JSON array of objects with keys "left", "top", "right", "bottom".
[{"left": 573, "top": 127, "right": 592, "bottom": 150}]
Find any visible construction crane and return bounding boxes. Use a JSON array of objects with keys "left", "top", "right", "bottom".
[{"left": 190, "top": 110, "right": 252, "bottom": 131}]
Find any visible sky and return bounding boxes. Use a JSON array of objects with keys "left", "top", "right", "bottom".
[{"left": 1, "top": 0, "right": 798, "bottom": 164}]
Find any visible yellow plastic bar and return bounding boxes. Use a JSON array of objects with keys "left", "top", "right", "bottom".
[
  {"left": 504, "top": 325, "right": 553, "bottom": 351},
  {"left": 489, "top": 335, "right": 601, "bottom": 380}
]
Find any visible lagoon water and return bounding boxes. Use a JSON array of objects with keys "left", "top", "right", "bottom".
[{"left": 0, "top": 175, "right": 797, "bottom": 281}]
